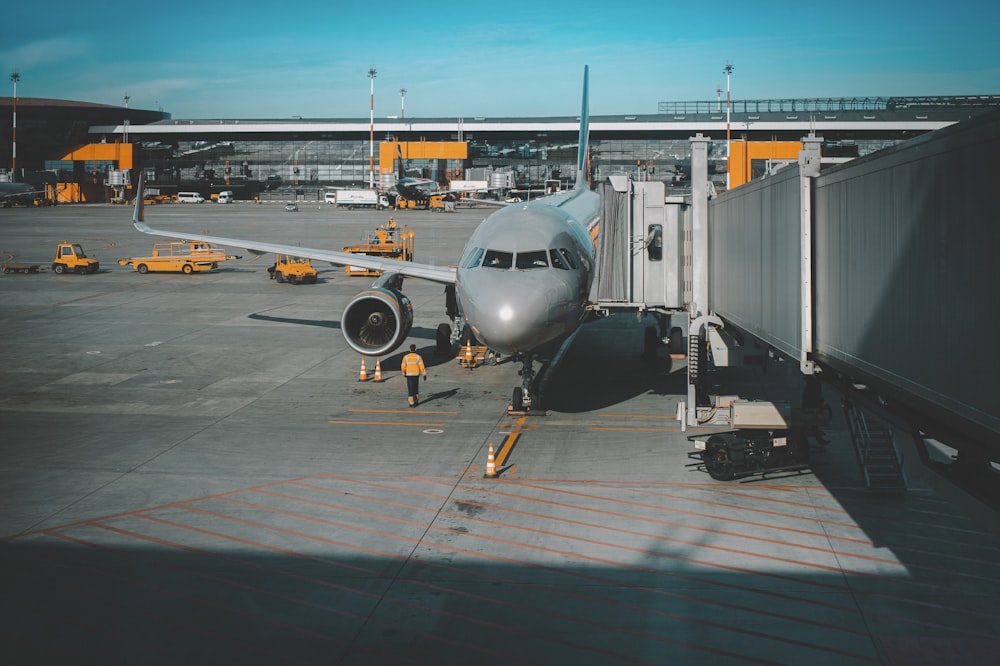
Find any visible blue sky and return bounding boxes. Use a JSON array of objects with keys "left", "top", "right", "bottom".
[{"left": 4, "top": 0, "right": 998, "bottom": 119}]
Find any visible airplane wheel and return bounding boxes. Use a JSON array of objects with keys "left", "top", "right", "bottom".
[
  {"left": 512, "top": 387, "right": 524, "bottom": 412},
  {"left": 435, "top": 323, "right": 452, "bottom": 356},
  {"left": 669, "top": 326, "right": 684, "bottom": 355},
  {"left": 643, "top": 326, "right": 658, "bottom": 357}
]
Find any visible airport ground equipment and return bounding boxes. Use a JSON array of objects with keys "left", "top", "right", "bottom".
[
  {"left": 342, "top": 218, "right": 414, "bottom": 276},
  {"left": 687, "top": 399, "right": 826, "bottom": 481},
  {"left": 2, "top": 260, "right": 41, "bottom": 274},
  {"left": 117, "top": 240, "right": 238, "bottom": 274},
  {"left": 268, "top": 254, "right": 317, "bottom": 284},
  {"left": 329, "top": 189, "right": 389, "bottom": 210},
  {"left": 458, "top": 341, "right": 495, "bottom": 368},
  {"left": 396, "top": 193, "right": 455, "bottom": 211},
  {"left": 52, "top": 241, "right": 100, "bottom": 274}
]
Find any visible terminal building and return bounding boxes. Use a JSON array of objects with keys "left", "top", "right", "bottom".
[{"left": 1, "top": 94, "right": 998, "bottom": 203}]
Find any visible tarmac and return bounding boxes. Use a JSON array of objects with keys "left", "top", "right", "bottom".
[{"left": 1, "top": 200, "right": 998, "bottom": 665}]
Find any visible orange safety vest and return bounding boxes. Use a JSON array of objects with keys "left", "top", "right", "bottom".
[{"left": 401, "top": 352, "right": 425, "bottom": 376}]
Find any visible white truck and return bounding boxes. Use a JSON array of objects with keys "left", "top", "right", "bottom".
[{"left": 329, "top": 189, "right": 389, "bottom": 210}]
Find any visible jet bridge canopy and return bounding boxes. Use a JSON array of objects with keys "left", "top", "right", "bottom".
[{"left": 589, "top": 177, "right": 689, "bottom": 312}]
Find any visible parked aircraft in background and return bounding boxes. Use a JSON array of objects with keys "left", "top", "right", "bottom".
[
  {"left": 393, "top": 145, "right": 490, "bottom": 205},
  {"left": 0, "top": 182, "right": 44, "bottom": 207},
  {"left": 131, "top": 67, "right": 600, "bottom": 411}
]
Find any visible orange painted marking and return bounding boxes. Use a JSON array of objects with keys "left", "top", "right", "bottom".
[{"left": 327, "top": 420, "right": 447, "bottom": 427}]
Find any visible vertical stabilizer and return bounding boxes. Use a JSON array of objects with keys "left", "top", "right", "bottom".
[{"left": 575, "top": 65, "right": 590, "bottom": 190}]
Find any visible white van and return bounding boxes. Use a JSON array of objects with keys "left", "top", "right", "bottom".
[
  {"left": 217, "top": 191, "right": 233, "bottom": 204},
  {"left": 324, "top": 191, "right": 338, "bottom": 204},
  {"left": 177, "top": 192, "right": 205, "bottom": 203}
]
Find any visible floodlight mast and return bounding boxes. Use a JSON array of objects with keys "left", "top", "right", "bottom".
[
  {"left": 10, "top": 70, "right": 20, "bottom": 174},
  {"left": 724, "top": 62, "right": 733, "bottom": 190},
  {"left": 368, "top": 66, "right": 376, "bottom": 190}
]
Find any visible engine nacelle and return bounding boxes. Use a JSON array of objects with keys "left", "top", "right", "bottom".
[{"left": 341, "top": 287, "right": 413, "bottom": 356}]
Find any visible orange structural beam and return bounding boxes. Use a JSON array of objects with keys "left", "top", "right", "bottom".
[
  {"left": 379, "top": 140, "right": 466, "bottom": 174},
  {"left": 58, "top": 143, "right": 134, "bottom": 170},
  {"left": 729, "top": 140, "right": 802, "bottom": 188}
]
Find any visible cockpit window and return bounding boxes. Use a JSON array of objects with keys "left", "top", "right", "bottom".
[
  {"left": 483, "top": 249, "right": 513, "bottom": 269},
  {"left": 464, "top": 247, "right": 485, "bottom": 269},
  {"left": 558, "top": 248, "right": 577, "bottom": 269},
  {"left": 515, "top": 250, "right": 548, "bottom": 269},
  {"left": 549, "top": 249, "right": 568, "bottom": 269}
]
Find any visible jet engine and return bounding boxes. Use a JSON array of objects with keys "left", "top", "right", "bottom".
[{"left": 341, "top": 287, "right": 413, "bottom": 356}]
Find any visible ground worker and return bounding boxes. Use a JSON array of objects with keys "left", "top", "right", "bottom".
[{"left": 401, "top": 343, "right": 427, "bottom": 407}]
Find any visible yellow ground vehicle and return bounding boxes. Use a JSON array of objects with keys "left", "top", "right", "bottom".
[
  {"left": 342, "top": 217, "right": 414, "bottom": 276},
  {"left": 117, "top": 240, "right": 238, "bottom": 274},
  {"left": 53, "top": 241, "right": 100, "bottom": 274},
  {"left": 268, "top": 254, "right": 317, "bottom": 284}
]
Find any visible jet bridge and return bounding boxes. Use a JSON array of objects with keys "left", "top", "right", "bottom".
[
  {"left": 589, "top": 176, "right": 690, "bottom": 347},
  {"left": 702, "top": 110, "right": 1000, "bottom": 496}
]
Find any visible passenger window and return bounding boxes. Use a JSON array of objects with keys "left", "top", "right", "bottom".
[
  {"left": 464, "top": 247, "right": 485, "bottom": 269},
  {"left": 549, "top": 249, "right": 567, "bottom": 269},
  {"left": 515, "top": 250, "right": 548, "bottom": 269},
  {"left": 646, "top": 224, "right": 663, "bottom": 261},
  {"left": 483, "top": 249, "right": 513, "bottom": 269},
  {"left": 558, "top": 248, "right": 577, "bottom": 269}
]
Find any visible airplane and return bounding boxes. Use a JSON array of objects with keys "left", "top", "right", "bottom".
[
  {"left": 0, "top": 181, "right": 45, "bottom": 207},
  {"left": 392, "top": 144, "right": 445, "bottom": 204},
  {"left": 130, "top": 66, "right": 600, "bottom": 411},
  {"left": 392, "top": 144, "right": 490, "bottom": 206}
]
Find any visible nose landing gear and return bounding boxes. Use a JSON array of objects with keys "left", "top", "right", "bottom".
[{"left": 510, "top": 355, "right": 536, "bottom": 413}]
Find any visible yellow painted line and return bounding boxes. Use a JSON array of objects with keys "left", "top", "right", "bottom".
[
  {"left": 327, "top": 420, "right": 447, "bottom": 427},
  {"left": 596, "top": 413, "right": 676, "bottom": 419},
  {"left": 349, "top": 408, "right": 457, "bottom": 415},
  {"left": 495, "top": 432, "right": 520, "bottom": 467}
]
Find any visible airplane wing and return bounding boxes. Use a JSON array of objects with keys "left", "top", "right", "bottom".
[{"left": 130, "top": 176, "right": 456, "bottom": 285}]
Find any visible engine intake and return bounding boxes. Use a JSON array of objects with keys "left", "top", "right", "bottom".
[{"left": 341, "top": 287, "right": 413, "bottom": 356}]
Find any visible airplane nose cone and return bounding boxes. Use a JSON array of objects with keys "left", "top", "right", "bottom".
[{"left": 466, "top": 284, "right": 552, "bottom": 354}]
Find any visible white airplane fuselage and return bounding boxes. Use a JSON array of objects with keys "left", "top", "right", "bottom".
[{"left": 455, "top": 187, "right": 599, "bottom": 355}]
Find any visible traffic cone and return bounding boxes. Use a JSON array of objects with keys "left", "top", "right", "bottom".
[
  {"left": 373, "top": 358, "right": 382, "bottom": 381},
  {"left": 358, "top": 358, "right": 368, "bottom": 381},
  {"left": 484, "top": 442, "right": 497, "bottom": 478},
  {"left": 465, "top": 340, "right": 475, "bottom": 368}
]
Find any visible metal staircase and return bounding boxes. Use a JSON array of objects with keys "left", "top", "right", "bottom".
[{"left": 844, "top": 402, "right": 906, "bottom": 494}]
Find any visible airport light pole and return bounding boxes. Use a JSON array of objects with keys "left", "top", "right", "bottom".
[
  {"left": 10, "top": 70, "right": 19, "bottom": 175},
  {"left": 368, "top": 65, "right": 376, "bottom": 190},
  {"left": 123, "top": 94, "right": 130, "bottom": 144},
  {"left": 724, "top": 62, "right": 733, "bottom": 190},
  {"left": 400, "top": 87, "right": 406, "bottom": 119}
]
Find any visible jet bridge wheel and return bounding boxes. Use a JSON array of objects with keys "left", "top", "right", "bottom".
[{"left": 704, "top": 434, "right": 737, "bottom": 481}]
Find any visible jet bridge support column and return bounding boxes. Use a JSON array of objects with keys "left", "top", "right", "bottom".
[
  {"left": 798, "top": 134, "right": 823, "bottom": 375},
  {"left": 686, "top": 134, "right": 712, "bottom": 425}
]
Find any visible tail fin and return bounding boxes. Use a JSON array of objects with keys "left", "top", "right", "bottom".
[
  {"left": 575, "top": 65, "right": 590, "bottom": 190},
  {"left": 396, "top": 144, "right": 406, "bottom": 181},
  {"left": 131, "top": 174, "right": 150, "bottom": 232}
]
